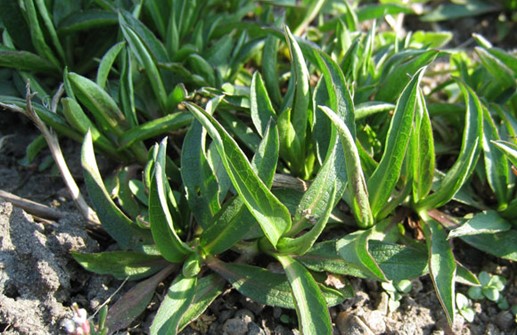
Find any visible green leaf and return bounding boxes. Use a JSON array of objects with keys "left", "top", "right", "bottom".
[
  {"left": 355, "top": 102, "right": 395, "bottom": 120},
  {"left": 96, "top": 41, "right": 126, "bottom": 89},
  {"left": 150, "top": 275, "right": 197, "bottom": 335},
  {"left": 377, "top": 50, "right": 438, "bottom": 102},
  {"left": 482, "top": 108, "right": 510, "bottom": 208},
  {"left": 422, "top": 215, "right": 456, "bottom": 325},
  {"left": 0, "top": 1, "right": 33, "bottom": 51},
  {"left": 0, "top": 49, "right": 58, "bottom": 73},
  {"left": 277, "top": 182, "right": 337, "bottom": 255},
  {"left": 262, "top": 35, "right": 282, "bottom": 107},
  {"left": 461, "top": 230, "right": 517, "bottom": 261},
  {"left": 34, "top": 0, "right": 65, "bottom": 63},
  {"left": 149, "top": 139, "right": 192, "bottom": 263},
  {"left": 106, "top": 265, "right": 175, "bottom": 333},
  {"left": 186, "top": 102, "right": 291, "bottom": 247},
  {"left": 357, "top": 4, "right": 413, "bottom": 21},
  {"left": 119, "top": 112, "right": 193, "bottom": 149},
  {"left": 283, "top": 26, "right": 311, "bottom": 175},
  {"left": 337, "top": 230, "right": 387, "bottom": 281},
  {"left": 411, "top": 89, "right": 435, "bottom": 203},
  {"left": 181, "top": 121, "right": 221, "bottom": 229},
  {"left": 68, "top": 72, "right": 127, "bottom": 136},
  {"left": 178, "top": 274, "right": 226, "bottom": 332},
  {"left": 207, "top": 258, "right": 347, "bottom": 309},
  {"left": 276, "top": 255, "right": 333, "bottom": 335},
  {"left": 250, "top": 72, "right": 276, "bottom": 137},
  {"left": 421, "top": 0, "right": 500, "bottom": 22},
  {"left": 23, "top": 0, "right": 61, "bottom": 68},
  {"left": 448, "top": 210, "right": 512, "bottom": 239},
  {"left": 368, "top": 68, "right": 426, "bottom": 218},
  {"left": 58, "top": 10, "right": 118, "bottom": 34},
  {"left": 81, "top": 132, "right": 152, "bottom": 249},
  {"left": 492, "top": 140, "right": 517, "bottom": 168},
  {"left": 320, "top": 106, "right": 373, "bottom": 228},
  {"left": 417, "top": 82, "right": 483, "bottom": 210},
  {"left": 61, "top": 97, "right": 124, "bottom": 160},
  {"left": 369, "top": 240, "right": 428, "bottom": 281},
  {"left": 71, "top": 251, "right": 167, "bottom": 280},
  {"left": 120, "top": 20, "right": 168, "bottom": 113}
]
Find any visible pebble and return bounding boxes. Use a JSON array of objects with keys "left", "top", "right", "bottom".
[
  {"left": 336, "top": 312, "right": 375, "bottom": 335},
  {"left": 248, "top": 322, "right": 265, "bottom": 335},
  {"left": 222, "top": 318, "right": 248, "bottom": 335},
  {"left": 362, "top": 310, "right": 386, "bottom": 334},
  {"left": 494, "top": 310, "right": 514, "bottom": 331}
]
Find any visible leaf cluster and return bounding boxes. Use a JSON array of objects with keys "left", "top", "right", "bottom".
[{"left": 1, "top": 1, "right": 517, "bottom": 334}]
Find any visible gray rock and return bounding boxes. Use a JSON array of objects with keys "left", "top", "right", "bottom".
[
  {"left": 223, "top": 317, "right": 249, "bottom": 335},
  {"left": 248, "top": 321, "right": 266, "bottom": 335}
]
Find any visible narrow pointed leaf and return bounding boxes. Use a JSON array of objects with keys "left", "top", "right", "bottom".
[
  {"left": 368, "top": 68, "right": 426, "bottom": 218},
  {"left": 411, "top": 89, "right": 435, "bottom": 202},
  {"left": 0, "top": 49, "right": 58, "bottom": 73},
  {"left": 71, "top": 251, "right": 167, "bottom": 280},
  {"left": 278, "top": 182, "right": 337, "bottom": 255},
  {"left": 250, "top": 72, "right": 276, "bottom": 137},
  {"left": 482, "top": 108, "right": 509, "bottom": 208},
  {"left": 96, "top": 41, "right": 125, "bottom": 89},
  {"left": 150, "top": 275, "right": 197, "bottom": 335},
  {"left": 422, "top": 215, "right": 456, "bottom": 325},
  {"left": 186, "top": 102, "right": 291, "bottom": 247},
  {"left": 337, "top": 231, "right": 387, "bottom": 281},
  {"left": 106, "top": 265, "right": 175, "bottom": 333},
  {"left": 492, "top": 140, "right": 517, "bottom": 167},
  {"left": 277, "top": 255, "right": 333, "bottom": 335},
  {"left": 448, "top": 210, "right": 511, "bottom": 239},
  {"left": 149, "top": 139, "right": 191, "bottom": 263},
  {"left": 81, "top": 132, "right": 152, "bottom": 249},
  {"left": 460, "top": 230, "right": 517, "bottom": 261},
  {"left": 320, "top": 106, "right": 373, "bottom": 228},
  {"left": 68, "top": 72, "right": 128, "bottom": 136},
  {"left": 417, "top": 82, "right": 483, "bottom": 210}
]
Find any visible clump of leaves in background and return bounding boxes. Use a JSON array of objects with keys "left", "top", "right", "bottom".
[{"left": 1, "top": 0, "right": 516, "bottom": 334}]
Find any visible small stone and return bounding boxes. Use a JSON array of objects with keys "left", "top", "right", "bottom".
[
  {"left": 234, "top": 308, "right": 255, "bottom": 323},
  {"left": 494, "top": 311, "right": 515, "bottom": 331},
  {"left": 336, "top": 312, "right": 374, "bottom": 335},
  {"left": 223, "top": 318, "right": 248, "bottom": 335},
  {"left": 219, "top": 309, "right": 236, "bottom": 323},
  {"left": 240, "top": 296, "right": 265, "bottom": 315},
  {"left": 362, "top": 310, "right": 386, "bottom": 333},
  {"left": 248, "top": 322, "right": 265, "bottom": 335}
]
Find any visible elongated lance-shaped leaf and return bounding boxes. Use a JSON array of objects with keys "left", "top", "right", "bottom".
[
  {"left": 337, "top": 230, "right": 387, "bottom": 281},
  {"left": 276, "top": 255, "right": 333, "bottom": 334},
  {"left": 283, "top": 26, "right": 311, "bottom": 176},
  {"left": 181, "top": 121, "right": 221, "bottom": 229},
  {"left": 492, "top": 140, "right": 517, "bottom": 168},
  {"left": 68, "top": 72, "right": 128, "bottom": 136},
  {"left": 368, "top": 68, "right": 426, "bottom": 218},
  {"left": 81, "top": 131, "right": 152, "bottom": 249},
  {"left": 290, "top": 43, "right": 354, "bottom": 233},
  {"left": 262, "top": 35, "right": 282, "bottom": 107},
  {"left": 149, "top": 138, "right": 192, "bottom": 263},
  {"left": 421, "top": 212, "right": 457, "bottom": 325},
  {"left": 178, "top": 274, "right": 226, "bottom": 331},
  {"left": 277, "top": 182, "right": 337, "bottom": 255},
  {"left": 251, "top": 72, "right": 276, "bottom": 137},
  {"left": 0, "top": 49, "right": 58, "bottom": 73},
  {"left": 34, "top": 0, "right": 65, "bottom": 63},
  {"left": 207, "top": 258, "right": 348, "bottom": 309},
  {"left": 186, "top": 102, "right": 291, "bottom": 247},
  {"left": 23, "top": 0, "right": 61, "bottom": 69},
  {"left": 200, "top": 120, "right": 279, "bottom": 255},
  {"left": 320, "top": 106, "right": 373, "bottom": 228},
  {"left": 120, "top": 20, "right": 168, "bottom": 113},
  {"left": 483, "top": 107, "right": 510, "bottom": 209},
  {"left": 417, "top": 81, "right": 483, "bottom": 210},
  {"left": 96, "top": 41, "right": 126, "bottom": 89},
  {"left": 150, "top": 274, "right": 197, "bottom": 335},
  {"left": 411, "top": 89, "right": 435, "bottom": 203}
]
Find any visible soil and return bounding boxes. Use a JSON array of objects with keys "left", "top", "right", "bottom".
[{"left": 1, "top": 12, "right": 517, "bottom": 335}]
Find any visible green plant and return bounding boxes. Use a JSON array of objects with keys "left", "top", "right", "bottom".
[
  {"left": 456, "top": 292, "right": 476, "bottom": 322},
  {"left": 1, "top": 1, "right": 517, "bottom": 334},
  {"left": 381, "top": 279, "right": 412, "bottom": 313},
  {"left": 468, "top": 271, "right": 508, "bottom": 309}
]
